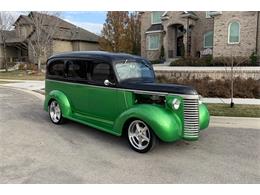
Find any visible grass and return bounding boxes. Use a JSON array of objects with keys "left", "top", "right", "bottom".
[
  {"left": 207, "top": 103, "right": 260, "bottom": 118},
  {"left": 0, "top": 70, "right": 45, "bottom": 80}
]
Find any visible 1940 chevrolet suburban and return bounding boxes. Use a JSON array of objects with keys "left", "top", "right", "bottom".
[{"left": 44, "top": 51, "right": 210, "bottom": 153}]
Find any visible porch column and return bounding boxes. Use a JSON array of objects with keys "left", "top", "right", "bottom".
[{"left": 183, "top": 19, "right": 189, "bottom": 57}]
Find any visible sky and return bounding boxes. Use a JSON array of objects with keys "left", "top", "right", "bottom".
[
  {"left": 61, "top": 11, "right": 107, "bottom": 35},
  {"left": 9, "top": 11, "right": 107, "bottom": 35}
]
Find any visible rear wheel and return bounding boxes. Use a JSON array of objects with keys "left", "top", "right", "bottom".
[
  {"left": 49, "top": 100, "right": 64, "bottom": 124},
  {"left": 127, "top": 120, "right": 157, "bottom": 153}
]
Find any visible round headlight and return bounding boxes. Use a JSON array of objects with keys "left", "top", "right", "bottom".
[{"left": 172, "top": 98, "right": 181, "bottom": 110}]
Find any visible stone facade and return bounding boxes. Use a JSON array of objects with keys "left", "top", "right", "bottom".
[
  {"left": 213, "top": 12, "right": 258, "bottom": 57},
  {"left": 141, "top": 11, "right": 260, "bottom": 62},
  {"left": 155, "top": 69, "right": 260, "bottom": 80}
]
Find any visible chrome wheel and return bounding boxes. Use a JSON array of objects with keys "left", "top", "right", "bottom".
[
  {"left": 128, "top": 120, "right": 151, "bottom": 151},
  {"left": 49, "top": 100, "right": 61, "bottom": 123}
]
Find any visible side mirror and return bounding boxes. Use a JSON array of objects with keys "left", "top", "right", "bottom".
[{"left": 104, "top": 79, "right": 115, "bottom": 86}]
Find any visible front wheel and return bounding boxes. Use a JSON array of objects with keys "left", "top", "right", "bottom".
[
  {"left": 127, "top": 120, "right": 157, "bottom": 153},
  {"left": 49, "top": 100, "right": 64, "bottom": 124}
]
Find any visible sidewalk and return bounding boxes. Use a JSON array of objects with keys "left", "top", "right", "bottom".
[
  {"left": 209, "top": 116, "right": 260, "bottom": 129},
  {"left": 153, "top": 65, "right": 260, "bottom": 71},
  {"left": 0, "top": 79, "right": 259, "bottom": 105},
  {"left": 0, "top": 79, "right": 44, "bottom": 91}
]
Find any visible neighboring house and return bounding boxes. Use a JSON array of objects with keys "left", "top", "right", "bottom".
[
  {"left": 0, "top": 12, "right": 100, "bottom": 68},
  {"left": 140, "top": 11, "right": 260, "bottom": 62}
]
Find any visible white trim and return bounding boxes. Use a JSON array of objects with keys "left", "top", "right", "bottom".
[
  {"left": 209, "top": 11, "right": 223, "bottom": 17},
  {"left": 205, "top": 11, "right": 212, "bottom": 18},
  {"left": 203, "top": 31, "right": 213, "bottom": 48},
  {"left": 228, "top": 21, "right": 240, "bottom": 44},
  {"left": 145, "top": 30, "right": 163, "bottom": 34},
  {"left": 162, "top": 11, "right": 168, "bottom": 17}
]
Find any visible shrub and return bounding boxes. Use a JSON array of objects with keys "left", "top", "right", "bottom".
[
  {"left": 150, "top": 59, "right": 163, "bottom": 64},
  {"left": 157, "top": 75, "right": 260, "bottom": 98},
  {"left": 250, "top": 52, "right": 258, "bottom": 66},
  {"left": 170, "top": 55, "right": 213, "bottom": 66},
  {"left": 160, "top": 45, "right": 165, "bottom": 61},
  {"left": 213, "top": 56, "right": 251, "bottom": 66}
]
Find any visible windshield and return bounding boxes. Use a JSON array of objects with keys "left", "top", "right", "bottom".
[{"left": 114, "top": 60, "right": 155, "bottom": 82}]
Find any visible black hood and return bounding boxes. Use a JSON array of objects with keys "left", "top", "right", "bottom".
[{"left": 119, "top": 80, "right": 198, "bottom": 95}]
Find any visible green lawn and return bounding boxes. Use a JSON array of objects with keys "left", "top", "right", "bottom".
[
  {"left": 0, "top": 70, "right": 45, "bottom": 80},
  {"left": 207, "top": 103, "right": 260, "bottom": 118}
]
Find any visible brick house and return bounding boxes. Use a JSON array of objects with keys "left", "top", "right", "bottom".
[
  {"left": 0, "top": 12, "right": 99, "bottom": 68},
  {"left": 140, "top": 11, "right": 260, "bottom": 62}
]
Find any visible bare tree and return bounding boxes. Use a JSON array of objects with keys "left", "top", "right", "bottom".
[
  {"left": 0, "top": 12, "right": 14, "bottom": 72},
  {"left": 219, "top": 53, "right": 249, "bottom": 107},
  {"left": 22, "top": 12, "right": 61, "bottom": 71}
]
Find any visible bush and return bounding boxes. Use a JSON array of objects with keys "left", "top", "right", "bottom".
[
  {"left": 160, "top": 45, "right": 165, "bottom": 61},
  {"left": 250, "top": 52, "right": 259, "bottom": 66},
  {"left": 212, "top": 56, "right": 251, "bottom": 66},
  {"left": 170, "top": 55, "right": 213, "bottom": 66},
  {"left": 150, "top": 59, "right": 164, "bottom": 64},
  {"left": 169, "top": 55, "right": 259, "bottom": 66},
  {"left": 157, "top": 75, "right": 260, "bottom": 98}
]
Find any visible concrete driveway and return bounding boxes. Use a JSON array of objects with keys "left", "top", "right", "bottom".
[{"left": 0, "top": 87, "right": 259, "bottom": 183}]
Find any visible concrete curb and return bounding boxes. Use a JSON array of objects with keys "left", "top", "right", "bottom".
[
  {"left": 0, "top": 85, "right": 44, "bottom": 101},
  {"left": 210, "top": 116, "right": 260, "bottom": 129}
]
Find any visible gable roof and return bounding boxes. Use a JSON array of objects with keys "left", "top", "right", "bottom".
[{"left": 13, "top": 11, "right": 99, "bottom": 43}]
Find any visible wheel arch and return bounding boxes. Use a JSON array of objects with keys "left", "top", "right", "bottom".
[
  {"left": 113, "top": 104, "right": 183, "bottom": 142},
  {"left": 44, "top": 90, "right": 72, "bottom": 118}
]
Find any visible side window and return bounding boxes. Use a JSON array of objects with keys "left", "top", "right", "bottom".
[
  {"left": 48, "top": 60, "right": 65, "bottom": 78},
  {"left": 89, "top": 62, "right": 115, "bottom": 85},
  {"left": 66, "top": 60, "right": 87, "bottom": 80}
]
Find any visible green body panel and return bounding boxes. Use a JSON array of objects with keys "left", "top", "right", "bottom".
[
  {"left": 199, "top": 103, "right": 210, "bottom": 130},
  {"left": 113, "top": 104, "right": 182, "bottom": 142},
  {"left": 44, "top": 79, "right": 210, "bottom": 142}
]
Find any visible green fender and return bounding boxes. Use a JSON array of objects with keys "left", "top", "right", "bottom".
[
  {"left": 113, "top": 104, "right": 182, "bottom": 142},
  {"left": 44, "top": 90, "right": 72, "bottom": 118},
  {"left": 199, "top": 103, "right": 210, "bottom": 130}
]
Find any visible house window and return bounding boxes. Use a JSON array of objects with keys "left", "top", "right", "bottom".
[
  {"left": 151, "top": 11, "right": 164, "bottom": 24},
  {"left": 147, "top": 34, "right": 160, "bottom": 50},
  {"left": 228, "top": 21, "right": 240, "bottom": 44},
  {"left": 206, "top": 11, "right": 211, "bottom": 18},
  {"left": 204, "top": 31, "right": 213, "bottom": 48}
]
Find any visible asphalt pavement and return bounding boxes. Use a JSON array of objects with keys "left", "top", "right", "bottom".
[{"left": 0, "top": 87, "right": 259, "bottom": 183}]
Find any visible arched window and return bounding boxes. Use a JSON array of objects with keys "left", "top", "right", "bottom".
[
  {"left": 228, "top": 21, "right": 240, "bottom": 44},
  {"left": 204, "top": 31, "right": 213, "bottom": 48}
]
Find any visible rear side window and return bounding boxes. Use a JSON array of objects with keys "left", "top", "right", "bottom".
[
  {"left": 48, "top": 60, "right": 65, "bottom": 78},
  {"left": 89, "top": 63, "right": 116, "bottom": 85},
  {"left": 66, "top": 60, "right": 87, "bottom": 80}
]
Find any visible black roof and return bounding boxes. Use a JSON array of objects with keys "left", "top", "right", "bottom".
[
  {"left": 48, "top": 51, "right": 147, "bottom": 63},
  {"left": 146, "top": 24, "right": 163, "bottom": 32}
]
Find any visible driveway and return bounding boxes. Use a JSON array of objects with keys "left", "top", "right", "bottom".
[{"left": 0, "top": 87, "right": 259, "bottom": 183}]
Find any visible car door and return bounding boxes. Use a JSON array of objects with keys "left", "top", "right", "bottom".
[
  {"left": 85, "top": 60, "right": 119, "bottom": 128},
  {"left": 62, "top": 59, "right": 89, "bottom": 114}
]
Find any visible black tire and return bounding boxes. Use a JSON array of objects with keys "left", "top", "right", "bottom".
[
  {"left": 127, "top": 119, "right": 157, "bottom": 153},
  {"left": 48, "top": 100, "right": 65, "bottom": 124}
]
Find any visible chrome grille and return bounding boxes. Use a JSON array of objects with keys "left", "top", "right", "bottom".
[{"left": 183, "top": 98, "right": 199, "bottom": 139}]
